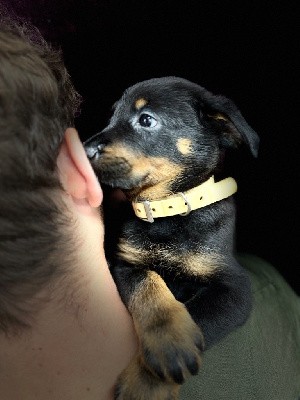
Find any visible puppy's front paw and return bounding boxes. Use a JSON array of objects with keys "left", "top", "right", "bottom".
[
  {"left": 114, "top": 355, "right": 180, "bottom": 400},
  {"left": 140, "top": 301, "right": 204, "bottom": 384}
]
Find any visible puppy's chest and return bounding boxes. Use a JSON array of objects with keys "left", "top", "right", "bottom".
[{"left": 117, "top": 233, "right": 220, "bottom": 278}]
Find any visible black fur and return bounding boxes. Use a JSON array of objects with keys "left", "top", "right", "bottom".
[{"left": 84, "top": 77, "right": 259, "bottom": 399}]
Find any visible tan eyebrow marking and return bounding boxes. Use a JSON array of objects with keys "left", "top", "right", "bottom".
[
  {"left": 135, "top": 98, "right": 148, "bottom": 110},
  {"left": 176, "top": 138, "right": 193, "bottom": 155}
]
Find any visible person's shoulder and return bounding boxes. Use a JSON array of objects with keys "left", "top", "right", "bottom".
[
  {"left": 238, "top": 253, "right": 300, "bottom": 309},
  {"left": 180, "top": 254, "right": 300, "bottom": 400}
]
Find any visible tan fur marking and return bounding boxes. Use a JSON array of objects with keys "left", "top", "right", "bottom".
[
  {"left": 135, "top": 97, "right": 148, "bottom": 110},
  {"left": 135, "top": 159, "right": 183, "bottom": 200},
  {"left": 128, "top": 270, "right": 203, "bottom": 384},
  {"left": 102, "top": 143, "right": 137, "bottom": 159},
  {"left": 129, "top": 270, "right": 201, "bottom": 343},
  {"left": 143, "top": 243, "right": 220, "bottom": 277},
  {"left": 118, "top": 238, "right": 220, "bottom": 277},
  {"left": 183, "top": 252, "right": 221, "bottom": 276},
  {"left": 208, "top": 112, "right": 228, "bottom": 122},
  {"left": 129, "top": 270, "right": 179, "bottom": 321},
  {"left": 102, "top": 143, "right": 184, "bottom": 200},
  {"left": 176, "top": 138, "right": 193, "bottom": 155},
  {"left": 118, "top": 239, "right": 148, "bottom": 264}
]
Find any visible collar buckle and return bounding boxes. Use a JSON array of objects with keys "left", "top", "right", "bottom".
[
  {"left": 178, "top": 192, "right": 192, "bottom": 216},
  {"left": 141, "top": 200, "right": 154, "bottom": 223}
]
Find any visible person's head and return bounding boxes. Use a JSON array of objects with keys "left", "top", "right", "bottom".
[{"left": 0, "top": 16, "right": 102, "bottom": 335}]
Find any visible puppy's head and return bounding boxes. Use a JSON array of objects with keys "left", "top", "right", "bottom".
[{"left": 84, "top": 77, "right": 259, "bottom": 200}]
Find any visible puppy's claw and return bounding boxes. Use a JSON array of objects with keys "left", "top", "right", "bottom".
[
  {"left": 195, "top": 332, "right": 205, "bottom": 352},
  {"left": 114, "top": 356, "right": 180, "bottom": 400},
  {"left": 168, "top": 359, "right": 184, "bottom": 384}
]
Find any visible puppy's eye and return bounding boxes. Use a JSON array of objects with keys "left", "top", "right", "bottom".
[{"left": 138, "top": 113, "right": 157, "bottom": 128}]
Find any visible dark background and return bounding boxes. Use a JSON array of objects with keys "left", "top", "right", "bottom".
[{"left": 5, "top": 1, "right": 299, "bottom": 293}]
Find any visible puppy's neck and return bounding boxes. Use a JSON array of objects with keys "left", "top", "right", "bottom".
[
  {"left": 131, "top": 176, "right": 237, "bottom": 223},
  {"left": 126, "top": 173, "right": 214, "bottom": 203}
]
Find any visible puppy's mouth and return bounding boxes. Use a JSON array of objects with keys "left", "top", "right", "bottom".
[
  {"left": 91, "top": 156, "right": 150, "bottom": 191},
  {"left": 85, "top": 142, "right": 184, "bottom": 200},
  {"left": 88, "top": 149, "right": 154, "bottom": 193}
]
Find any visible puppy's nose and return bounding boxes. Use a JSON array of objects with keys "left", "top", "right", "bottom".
[
  {"left": 85, "top": 146, "right": 98, "bottom": 159},
  {"left": 85, "top": 144, "right": 105, "bottom": 160}
]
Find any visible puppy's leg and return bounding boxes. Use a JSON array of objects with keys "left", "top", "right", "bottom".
[
  {"left": 185, "top": 261, "right": 252, "bottom": 349},
  {"left": 112, "top": 265, "right": 204, "bottom": 399}
]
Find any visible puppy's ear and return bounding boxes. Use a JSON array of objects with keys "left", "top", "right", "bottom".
[{"left": 201, "top": 91, "right": 260, "bottom": 157}]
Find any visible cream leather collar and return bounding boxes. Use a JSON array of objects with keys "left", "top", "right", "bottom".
[{"left": 132, "top": 176, "right": 237, "bottom": 223}]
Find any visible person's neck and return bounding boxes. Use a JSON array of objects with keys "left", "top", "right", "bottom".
[{"left": 0, "top": 200, "right": 137, "bottom": 400}]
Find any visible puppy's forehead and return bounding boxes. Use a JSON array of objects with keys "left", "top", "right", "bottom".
[
  {"left": 126, "top": 86, "right": 191, "bottom": 112},
  {"left": 114, "top": 77, "right": 200, "bottom": 116}
]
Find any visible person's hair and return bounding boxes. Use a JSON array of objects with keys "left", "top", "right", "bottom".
[{"left": 0, "top": 15, "right": 82, "bottom": 335}]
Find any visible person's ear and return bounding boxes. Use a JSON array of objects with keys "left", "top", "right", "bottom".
[{"left": 57, "top": 128, "right": 103, "bottom": 208}]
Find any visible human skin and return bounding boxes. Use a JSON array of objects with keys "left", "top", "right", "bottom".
[{"left": 0, "top": 128, "right": 137, "bottom": 400}]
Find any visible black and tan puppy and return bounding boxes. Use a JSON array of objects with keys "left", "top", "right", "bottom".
[{"left": 84, "top": 77, "right": 259, "bottom": 399}]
